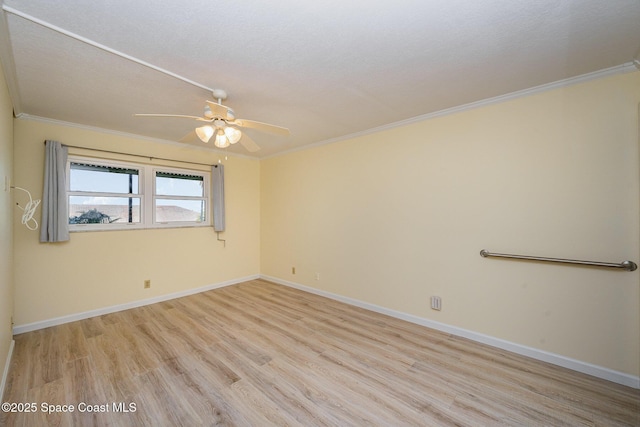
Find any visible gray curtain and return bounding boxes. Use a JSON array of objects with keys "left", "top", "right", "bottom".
[
  {"left": 211, "top": 164, "right": 225, "bottom": 231},
  {"left": 40, "top": 140, "right": 70, "bottom": 242}
]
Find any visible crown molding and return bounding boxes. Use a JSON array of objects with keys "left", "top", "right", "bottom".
[
  {"left": 13, "top": 113, "right": 257, "bottom": 160},
  {"left": 11, "top": 61, "right": 638, "bottom": 162},
  {"left": 264, "top": 62, "right": 639, "bottom": 160}
]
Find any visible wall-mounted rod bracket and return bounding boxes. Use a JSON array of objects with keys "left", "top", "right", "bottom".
[{"left": 480, "top": 249, "right": 637, "bottom": 271}]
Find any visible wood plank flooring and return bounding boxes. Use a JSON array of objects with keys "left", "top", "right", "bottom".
[{"left": 1, "top": 279, "right": 638, "bottom": 426}]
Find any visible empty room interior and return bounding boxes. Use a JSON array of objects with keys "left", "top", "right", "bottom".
[{"left": 0, "top": 1, "right": 639, "bottom": 425}]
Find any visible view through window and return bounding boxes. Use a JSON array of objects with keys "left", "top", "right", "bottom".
[{"left": 68, "top": 158, "right": 210, "bottom": 230}]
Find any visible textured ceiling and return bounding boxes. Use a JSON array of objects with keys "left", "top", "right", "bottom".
[{"left": 1, "top": 0, "right": 639, "bottom": 158}]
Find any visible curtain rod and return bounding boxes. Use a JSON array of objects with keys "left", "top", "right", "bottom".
[{"left": 44, "top": 141, "right": 219, "bottom": 167}]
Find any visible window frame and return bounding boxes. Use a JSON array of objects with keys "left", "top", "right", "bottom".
[
  {"left": 152, "top": 168, "right": 209, "bottom": 226},
  {"left": 67, "top": 155, "right": 211, "bottom": 232}
]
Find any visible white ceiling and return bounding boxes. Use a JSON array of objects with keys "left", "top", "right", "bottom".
[{"left": 0, "top": 0, "right": 639, "bottom": 158}]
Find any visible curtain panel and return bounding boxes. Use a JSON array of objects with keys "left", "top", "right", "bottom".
[
  {"left": 40, "top": 140, "right": 70, "bottom": 242},
  {"left": 211, "top": 164, "right": 225, "bottom": 232}
]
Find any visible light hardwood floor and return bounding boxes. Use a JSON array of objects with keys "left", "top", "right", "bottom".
[{"left": 1, "top": 279, "right": 638, "bottom": 426}]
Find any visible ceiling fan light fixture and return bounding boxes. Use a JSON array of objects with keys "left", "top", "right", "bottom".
[
  {"left": 195, "top": 125, "right": 214, "bottom": 143},
  {"left": 214, "top": 129, "right": 230, "bottom": 148},
  {"left": 224, "top": 126, "right": 242, "bottom": 144},
  {"left": 136, "top": 90, "right": 289, "bottom": 152}
]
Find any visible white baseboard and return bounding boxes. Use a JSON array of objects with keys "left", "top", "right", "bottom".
[
  {"left": 1, "top": 339, "right": 15, "bottom": 402},
  {"left": 261, "top": 275, "right": 640, "bottom": 390},
  {"left": 12, "top": 274, "right": 260, "bottom": 335},
  {"left": 11, "top": 274, "right": 639, "bottom": 389}
]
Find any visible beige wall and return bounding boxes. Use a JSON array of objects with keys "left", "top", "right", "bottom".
[
  {"left": 261, "top": 72, "right": 640, "bottom": 376},
  {"left": 7, "top": 70, "right": 640, "bottom": 380},
  {"left": 13, "top": 120, "right": 260, "bottom": 326},
  {"left": 0, "top": 56, "right": 14, "bottom": 391}
]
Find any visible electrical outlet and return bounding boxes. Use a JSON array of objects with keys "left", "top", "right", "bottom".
[
  {"left": 315, "top": 272, "right": 320, "bottom": 281},
  {"left": 144, "top": 280, "right": 151, "bottom": 289},
  {"left": 430, "top": 296, "right": 442, "bottom": 311},
  {"left": 292, "top": 267, "right": 296, "bottom": 275}
]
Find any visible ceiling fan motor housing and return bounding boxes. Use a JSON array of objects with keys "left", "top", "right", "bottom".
[
  {"left": 135, "top": 88, "right": 288, "bottom": 153},
  {"left": 212, "top": 89, "right": 227, "bottom": 101}
]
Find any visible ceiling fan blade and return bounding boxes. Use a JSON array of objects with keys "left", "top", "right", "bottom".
[
  {"left": 135, "top": 113, "right": 209, "bottom": 122},
  {"left": 233, "top": 119, "right": 290, "bottom": 136},
  {"left": 239, "top": 132, "right": 261, "bottom": 152},
  {"left": 205, "top": 101, "right": 235, "bottom": 120},
  {"left": 178, "top": 130, "right": 200, "bottom": 143}
]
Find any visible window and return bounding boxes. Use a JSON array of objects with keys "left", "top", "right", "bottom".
[
  {"left": 69, "top": 162, "right": 141, "bottom": 225},
  {"left": 68, "top": 157, "right": 210, "bottom": 231},
  {"left": 154, "top": 171, "right": 206, "bottom": 223}
]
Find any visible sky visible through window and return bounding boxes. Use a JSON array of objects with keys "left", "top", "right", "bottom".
[
  {"left": 156, "top": 175, "right": 203, "bottom": 197},
  {"left": 71, "top": 169, "right": 203, "bottom": 199},
  {"left": 69, "top": 161, "right": 209, "bottom": 224},
  {"left": 70, "top": 168, "right": 138, "bottom": 194}
]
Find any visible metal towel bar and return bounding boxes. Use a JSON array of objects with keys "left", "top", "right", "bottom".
[{"left": 480, "top": 249, "right": 637, "bottom": 271}]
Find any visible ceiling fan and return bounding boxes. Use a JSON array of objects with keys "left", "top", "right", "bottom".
[{"left": 135, "top": 89, "right": 289, "bottom": 152}]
